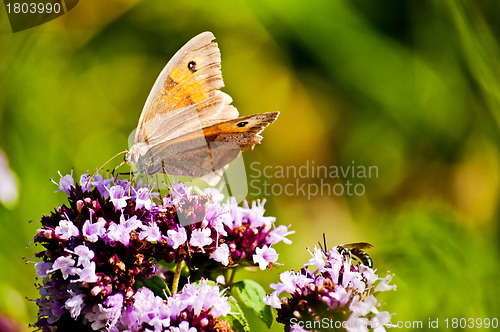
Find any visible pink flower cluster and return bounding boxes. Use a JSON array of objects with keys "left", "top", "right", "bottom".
[
  {"left": 264, "top": 247, "right": 396, "bottom": 332},
  {"left": 33, "top": 172, "right": 293, "bottom": 331}
]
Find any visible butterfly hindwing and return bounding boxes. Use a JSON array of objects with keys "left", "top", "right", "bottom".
[
  {"left": 142, "top": 112, "right": 279, "bottom": 176},
  {"left": 203, "top": 112, "right": 280, "bottom": 149}
]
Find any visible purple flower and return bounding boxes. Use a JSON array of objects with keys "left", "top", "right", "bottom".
[
  {"left": 265, "top": 246, "right": 396, "bottom": 331},
  {"left": 57, "top": 172, "right": 74, "bottom": 195},
  {"left": 121, "top": 214, "right": 142, "bottom": 230},
  {"left": 268, "top": 224, "right": 294, "bottom": 245},
  {"left": 291, "top": 325, "right": 309, "bottom": 332},
  {"left": 268, "top": 271, "right": 313, "bottom": 297},
  {"left": 106, "top": 214, "right": 141, "bottom": 246},
  {"left": 119, "top": 305, "right": 142, "bottom": 331},
  {"left": 170, "top": 182, "right": 193, "bottom": 204},
  {"left": 87, "top": 293, "right": 124, "bottom": 330},
  {"left": 35, "top": 261, "right": 53, "bottom": 278},
  {"left": 65, "top": 293, "right": 85, "bottom": 318},
  {"left": 106, "top": 222, "right": 131, "bottom": 246},
  {"left": 132, "top": 287, "right": 170, "bottom": 330},
  {"left": 375, "top": 275, "right": 397, "bottom": 292},
  {"left": 210, "top": 243, "right": 230, "bottom": 266},
  {"left": 263, "top": 291, "right": 281, "bottom": 308},
  {"left": 34, "top": 173, "right": 290, "bottom": 331},
  {"left": 139, "top": 222, "right": 162, "bottom": 242},
  {"left": 75, "top": 261, "right": 98, "bottom": 283},
  {"left": 108, "top": 185, "right": 129, "bottom": 210},
  {"left": 369, "top": 312, "right": 392, "bottom": 332},
  {"left": 50, "top": 256, "right": 76, "bottom": 279},
  {"left": 73, "top": 245, "right": 94, "bottom": 267},
  {"left": 79, "top": 173, "right": 92, "bottom": 192},
  {"left": 82, "top": 217, "right": 106, "bottom": 243},
  {"left": 171, "top": 321, "right": 197, "bottom": 332},
  {"left": 247, "top": 199, "right": 275, "bottom": 228},
  {"left": 167, "top": 226, "right": 187, "bottom": 249},
  {"left": 173, "top": 279, "right": 231, "bottom": 317},
  {"left": 200, "top": 187, "right": 225, "bottom": 204},
  {"left": 91, "top": 173, "right": 113, "bottom": 198},
  {"left": 127, "top": 281, "right": 231, "bottom": 331},
  {"left": 350, "top": 294, "right": 378, "bottom": 316},
  {"left": 135, "top": 187, "right": 153, "bottom": 210},
  {"left": 54, "top": 218, "right": 80, "bottom": 240},
  {"left": 189, "top": 228, "right": 212, "bottom": 250},
  {"left": 253, "top": 245, "right": 279, "bottom": 270},
  {"left": 114, "top": 178, "right": 130, "bottom": 192},
  {"left": 307, "top": 246, "right": 327, "bottom": 270},
  {"left": 204, "top": 204, "right": 230, "bottom": 237}
]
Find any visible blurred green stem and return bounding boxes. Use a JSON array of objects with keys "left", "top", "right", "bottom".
[{"left": 172, "top": 261, "right": 182, "bottom": 294}]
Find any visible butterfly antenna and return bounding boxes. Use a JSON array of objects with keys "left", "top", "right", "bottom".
[
  {"left": 323, "top": 233, "right": 328, "bottom": 252},
  {"left": 86, "top": 150, "right": 128, "bottom": 187},
  {"left": 112, "top": 160, "right": 127, "bottom": 177}
]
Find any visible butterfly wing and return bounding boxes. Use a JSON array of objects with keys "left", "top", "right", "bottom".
[
  {"left": 134, "top": 31, "right": 238, "bottom": 146},
  {"left": 130, "top": 32, "right": 278, "bottom": 178},
  {"left": 144, "top": 112, "right": 279, "bottom": 177},
  {"left": 202, "top": 112, "right": 280, "bottom": 150}
]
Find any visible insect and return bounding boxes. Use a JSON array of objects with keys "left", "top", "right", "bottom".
[
  {"left": 124, "top": 32, "right": 279, "bottom": 182},
  {"left": 335, "top": 242, "right": 374, "bottom": 268}
]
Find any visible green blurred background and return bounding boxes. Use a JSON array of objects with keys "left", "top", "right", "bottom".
[{"left": 1, "top": 0, "right": 499, "bottom": 330}]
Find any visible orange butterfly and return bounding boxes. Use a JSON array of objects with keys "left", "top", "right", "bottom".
[{"left": 125, "top": 32, "right": 278, "bottom": 182}]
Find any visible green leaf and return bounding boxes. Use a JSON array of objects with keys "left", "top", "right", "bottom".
[
  {"left": 142, "top": 276, "right": 169, "bottom": 299},
  {"left": 158, "top": 260, "right": 176, "bottom": 271},
  {"left": 232, "top": 279, "right": 274, "bottom": 328},
  {"left": 220, "top": 295, "right": 250, "bottom": 332}
]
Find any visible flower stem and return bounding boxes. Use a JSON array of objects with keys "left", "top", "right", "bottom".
[
  {"left": 228, "top": 268, "right": 237, "bottom": 285},
  {"left": 172, "top": 261, "right": 183, "bottom": 294}
]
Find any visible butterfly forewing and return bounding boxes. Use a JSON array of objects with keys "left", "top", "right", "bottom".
[{"left": 135, "top": 32, "right": 229, "bottom": 145}]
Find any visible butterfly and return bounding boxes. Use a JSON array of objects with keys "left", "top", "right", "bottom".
[{"left": 124, "top": 32, "right": 279, "bottom": 182}]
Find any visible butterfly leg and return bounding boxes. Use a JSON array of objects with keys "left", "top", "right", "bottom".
[
  {"left": 161, "top": 160, "right": 182, "bottom": 197},
  {"left": 155, "top": 174, "right": 162, "bottom": 201}
]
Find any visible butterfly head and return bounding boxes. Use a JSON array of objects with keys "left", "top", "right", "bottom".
[
  {"left": 124, "top": 148, "right": 136, "bottom": 165},
  {"left": 125, "top": 143, "right": 154, "bottom": 174}
]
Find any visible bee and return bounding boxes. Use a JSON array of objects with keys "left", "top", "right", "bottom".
[{"left": 335, "top": 242, "right": 374, "bottom": 268}]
